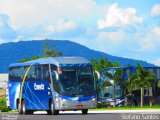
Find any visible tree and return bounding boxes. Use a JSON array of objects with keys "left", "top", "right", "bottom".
[
  {"left": 126, "top": 64, "right": 132, "bottom": 67},
  {"left": 43, "top": 41, "right": 62, "bottom": 57},
  {"left": 91, "top": 57, "right": 120, "bottom": 72},
  {"left": 112, "top": 61, "right": 121, "bottom": 67},
  {"left": 128, "top": 63, "right": 156, "bottom": 107},
  {"left": 19, "top": 41, "right": 62, "bottom": 62}
]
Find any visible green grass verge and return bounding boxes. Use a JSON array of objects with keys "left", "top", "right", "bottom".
[
  {"left": 90, "top": 105, "right": 160, "bottom": 110},
  {"left": 2, "top": 106, "right": 160, "bottom": 113},
  {"left": 0, "top": 110, "right": 18, "bottom": 113}
]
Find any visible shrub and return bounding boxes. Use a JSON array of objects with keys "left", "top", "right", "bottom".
[{"left": 0, "top": 97, "right": 10, "bottom": 112}]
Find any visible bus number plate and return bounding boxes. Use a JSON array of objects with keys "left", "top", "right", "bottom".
[{"left": 76, "top": 105, "right": 83, "bottom": 108}]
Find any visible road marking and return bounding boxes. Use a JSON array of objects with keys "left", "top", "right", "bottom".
[{"left": 33, "top": 110, "right": 160, "bottom": 114}]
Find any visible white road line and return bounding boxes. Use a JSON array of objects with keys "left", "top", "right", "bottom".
[{"left": 33, "top": 110, "right": 160, "bottom": 114}]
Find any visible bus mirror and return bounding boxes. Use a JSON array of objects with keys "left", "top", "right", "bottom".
[
  {"left": 53, "top": 71, "right": 59, "bottom": 82},
  {"left": 95, "top": 70, "right": 101, "bottom": 85}
]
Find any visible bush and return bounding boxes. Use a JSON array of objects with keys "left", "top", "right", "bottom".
[
  {"left": 0, "top": 97, "right": 11, "bottom": 112},
  {"left": 0, "top": 106, "right": 10, "bottom": 112}
]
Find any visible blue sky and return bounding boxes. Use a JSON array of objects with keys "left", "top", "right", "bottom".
[{"left": 0, "top": 0, "right": 160, "bottom": 66}]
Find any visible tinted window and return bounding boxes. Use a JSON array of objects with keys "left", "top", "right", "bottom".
[
  {"left": 35, "top": 65, "right": 42, "bottom": 80},
  {"left": 9, "top": 66, "right": 27, "bottom": 82},
  {"left": 9, "top": 64, "right": 52, "bottom": 82},
  {"left": 42, "top": 64, "right": 50, "bottom": 82}
]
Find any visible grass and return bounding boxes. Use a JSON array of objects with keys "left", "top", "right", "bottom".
[
  {"left": 1, "top": 102, "right": 160, "bottom": 113},
  {"left": 0, "top": 110, "right": 18, "bottom": 113},
  {"left": 1, "top": 106, "right": 160, "bottom": 113},
  {"left": 90, "top": 105, "right": 160, "bottom": 110}
]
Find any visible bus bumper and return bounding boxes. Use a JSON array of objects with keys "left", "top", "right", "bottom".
[{"left": 55, "top": 99, "right": 97, "bottom": 110}]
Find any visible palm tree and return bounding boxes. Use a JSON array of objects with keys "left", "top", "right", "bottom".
[{"left": 128, "top": 63, "right": 156, "bottom": 107}]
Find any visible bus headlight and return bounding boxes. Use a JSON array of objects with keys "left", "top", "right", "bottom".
[
  {"left": 56, "top": 98, "right": 59, "bottom": 102},
  {"left": 60, "top": 98, "right": 66, "bottom": 102},
  {"left": 98, "top": 101, "right": 101, "bottom": 104},
  {"left": 92, "top": 98, "right": 96, "bottom": 101}
]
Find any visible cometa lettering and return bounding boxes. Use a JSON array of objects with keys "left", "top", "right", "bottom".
[{"left": 34, "top": 83, "right": 44, "bottom": 90}]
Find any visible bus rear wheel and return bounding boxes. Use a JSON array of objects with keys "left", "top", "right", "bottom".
[
  {"left": 82, "top": 109, "right": 88, "bottom": 115},
  {"left": 18, "top": 101, "right": 23, "bottom": 114},
  {"left": 22, "top": 100, "right": 33, "bottom": 115},
  {"left": 48, "top": 101, "right": 59, "bottom": 115}
]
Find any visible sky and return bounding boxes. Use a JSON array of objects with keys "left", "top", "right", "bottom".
[{"left": 0, "top": 0, "right": 160, "bottom": 66}]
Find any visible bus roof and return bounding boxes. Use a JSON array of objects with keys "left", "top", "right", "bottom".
[
  {"left": 102, "top": 66, "right": 160, "bottom": 72},
  {"left": 9, "top": 56, "right": 92, "bottom": 67}
]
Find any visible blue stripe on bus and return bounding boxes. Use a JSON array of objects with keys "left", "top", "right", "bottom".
[
  {"left": 59, "top": 63, "right": 92, "bottom": 67},
  {"left": 59, "top": 94, "right": 96, "bottom": 101}
]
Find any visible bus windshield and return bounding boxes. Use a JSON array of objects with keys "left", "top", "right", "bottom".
[
  {"left": 57, "top": 67, "right": 95, "bottom": 96},
  {"left": 99, "top": 85, "right": 122, "bottom": 98},
  {"left": 100, "top": 69, "right": 123, "bottom": 98}
]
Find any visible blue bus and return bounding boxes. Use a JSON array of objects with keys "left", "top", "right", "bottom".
[
  {"left": 98, "top": 67, "right": 160, "bottom": 107},
  {"left": 8, "top": 57, "right": 97, "bottom": 115}
]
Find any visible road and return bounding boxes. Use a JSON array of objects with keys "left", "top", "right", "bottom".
[{"left": 1, "top": 110, "right": 160, "bottom": 120}]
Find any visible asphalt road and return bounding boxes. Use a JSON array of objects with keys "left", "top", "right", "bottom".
[
  {"left": 1, "top": 111, "right": 160, "bottom": 120},
  {"left": 0, "top": 113, "right": 121, "bottom": 120}
]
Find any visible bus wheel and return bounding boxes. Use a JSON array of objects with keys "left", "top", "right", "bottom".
[
  {"left": 27, "top": 110, "right": 34, "bottom": 114},
  {"left": 82, "top": 109, "right": 88, "bottom": 115},
  {"left": 18, "top": 101, "right": 23, "bottom": 114},
  {"left": 48, "top": 101, "right": 59, "bottom": 115},
  {"left": 22, "top": 100, "right": 31, "bottom": 115}
]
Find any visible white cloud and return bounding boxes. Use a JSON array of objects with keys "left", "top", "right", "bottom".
[
  {"left": 98, "top": 3, "right": 143, "bottom": 29},
  {"left": 46, "top": 19, "right": 76, "bottom": 33},
  {"left": 137, "top": 26, "right": 160, "bottom": 51},
  {"left": 138, "top": 34, "right": 155, "bottom": 51},
  {"left": 0, "top": 20, "right": 4, "bottom": 26},
  {"left": 151, "top": 4, "right": 160, "bottom": 17},
  {"left": 0, "top": 0, "right": 97, "bottom": 29},
  {"left": 151, "top": 26, "right": 160, "bottom": 36},
  {"left": 153, "top": 58, "right": 160, "bottom": 66},
  {"left": 97, "top": 29, "right": 125, "bottom": 43},
  {"left": 0, "top": 38, "right": 4, "bottom": 44}
]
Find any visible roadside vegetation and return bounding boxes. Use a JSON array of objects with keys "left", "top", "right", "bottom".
[
  {"left": 91, "top": 105, "right": 160, "bottom": 110},
  {"left": 128, "top": 63, "right": 156, "bottom": 107},
  {"left": 0, "top": 97, "right": 11, "bottom": 112}
]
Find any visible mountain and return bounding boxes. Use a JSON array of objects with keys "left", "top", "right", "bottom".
[{"left": 0, "top": 40, "right": 155, "bottom": 73}]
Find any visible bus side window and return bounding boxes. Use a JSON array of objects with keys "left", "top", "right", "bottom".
[
  {"left": 51, "top": 64, "right": 57, "bottom": 71},
  {"left": 9, "top": 67, "right": 14, "bottom": 81},
  {"left": 27, "top": 66, "right": 36, "bottom": 81},
  {"left": 19, "top": 67, "right": 26, "bottom": 81},
  {"left": 10, "top": 67, "right": 21, "bottom": 82},
  {"left": 42, "top": 64, "right": 50, "bottom": 82},
  {"left": 35, "top": 65, "right": 42, "bottom": 80}
]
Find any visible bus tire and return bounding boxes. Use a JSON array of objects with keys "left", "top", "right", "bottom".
[
  {"left": 18, "top": 101, "right": 23, "bottom": 114},
  {"left": 48, "top": 101, "right": 59, "bottom": 115},
  {"left": 27, "top": 110, "right": 34, "bottom": 114},
  {"left": 22, "top": 100, "right": 32, "bottom": 115},
  {"left": 82, "top": 109, "right": 88, "bottom": 115}
]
